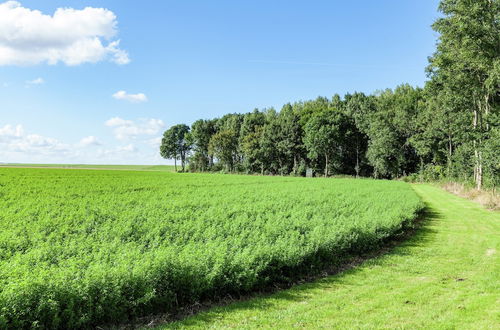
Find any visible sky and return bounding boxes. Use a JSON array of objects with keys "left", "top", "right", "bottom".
[{"left": 0, "top": 0, "right": 440, "bottom": 165}]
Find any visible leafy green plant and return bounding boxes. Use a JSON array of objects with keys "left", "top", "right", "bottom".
[{"left": 0, "top": 168, "right": 423, "bottom": 328}]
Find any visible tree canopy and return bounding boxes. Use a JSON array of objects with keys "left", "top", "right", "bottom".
[{"left": 160, "top": 0, "right": 499, "bottom": 190}]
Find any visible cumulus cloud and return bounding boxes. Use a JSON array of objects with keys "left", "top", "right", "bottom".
[
  {"left": 0, "top": 1, "right": 129, "bottom": 66},
  {"left": 105, "top": 117, "right": 165, "bottom": 140},
  {"left": 79, "top": 135, "right": 101, "bottom": 147},
  {"left": 0, "top": 123, "right": 167, "bottom": 164},
  {"left": 0, "top": 124, "right": 69, "bottom": 155},
  {"left": 25, "top": 77, "right": 44, "bottom": 85},
  {"left": 112, "top": 90, "right": 148, "bottom": 103},
  {"left": 0, "top": 124, "right": 24, "bottom": 139}
]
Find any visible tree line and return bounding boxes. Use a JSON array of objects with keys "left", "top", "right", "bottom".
[{"left": 161, "top": 0, "right": 499, "bottom": 190}]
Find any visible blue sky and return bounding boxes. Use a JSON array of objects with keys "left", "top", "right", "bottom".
[{"left": 0, "top": 0, "right": 440, "bottom": 164}]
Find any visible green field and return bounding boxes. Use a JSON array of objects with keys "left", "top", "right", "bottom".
[
  {"left": 0, "top": 168, "right": 422, "bottom": 328},
  {"left": 0, "top": 163, "right": 175, "bottom": 171},
  {"left": 163, "top": 185, "right": 500, "bottom": 329}
]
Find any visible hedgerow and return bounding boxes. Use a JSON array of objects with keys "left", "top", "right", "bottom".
[{"left": 0, "top": 168, "right": 423, "bottom": 328}]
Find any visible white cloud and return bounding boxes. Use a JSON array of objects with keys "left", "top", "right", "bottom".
[
  {"left": 0, "top": 1, "right": 129, "bottom": 66},
  {"left": 104, "top": 117, "right": 133, "bottom": 127},
  {"left": 105, "top": 117, "right": 165, "bottom": 140},
  {"left": 0, "top": 123, "right": 167, "bottom": 165},
  {"left": 146, "top": 136, "right": 162, "bottom": 148},
  {"left": 0, "top": 124, "right": 69, "bottom": 155},
  {"left": 117, "top": 144, "right": 136, "bottom": 152},
  {"left": 112, "top": 90, "right": 148, "bottom": 103},
  {"left": 0, "top": 124, "right": 24, "bottom": 139},
  {"left": 26, "top": 77, "right": 44, "bottom": 85},
  {"left": 79, "top": 135, "right": 101, "bottom": 147}
]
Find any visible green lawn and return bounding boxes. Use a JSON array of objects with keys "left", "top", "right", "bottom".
[
  {"left": 0, "top": 163, "right": 175, "bottom": 171},
  {"left": 161, "top": 184, "right": 500, "bottom": 329}
]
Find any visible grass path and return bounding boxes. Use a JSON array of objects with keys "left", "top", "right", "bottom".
[{"left": 161, "top": 184, "right": 499, "bottom": 329}]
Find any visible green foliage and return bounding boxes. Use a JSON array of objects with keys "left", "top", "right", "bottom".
[
  {"left": 208, "top": 129, "right": 239, "bottom": 172},
  {"left": 160, "top": 124, "right": 192, "bottom": 172},
  {"left": 427, "top": 0, "right": 500, "bottom": 189},
  {"left": 303, "top": 110, "right": 342, "bottom": 177},
  {"left": 189, "top": 119, "right": 217, "bottom": 171},
  {"left": 0, "top": 168, "right": 423, "bottom": 328}
]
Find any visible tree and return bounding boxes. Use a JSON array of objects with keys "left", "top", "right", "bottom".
[
  {"left": 363, "top": 87, "right": 421, "bottom": 179},
  {"left": 428, "top": 0, "right": 500, "bottom": 189},
  {"left": 190, "top": 119, "right": 216, "bottom": 171},
  {"left": 160, "top": 124, "right": 192, "bottom": 172},
  {"left": 209, "top": 129, "right": 239, "bottom": 172},
  {"left": 303, "top": 110, "right": 342, "bottom": 177},
  {"left": 277, "top": 104, "right": 303, "bottom": 175},
  {"left": 240, "top": 109, "right": 266, "bottom": 173}
]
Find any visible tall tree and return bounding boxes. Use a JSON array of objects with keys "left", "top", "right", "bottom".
[
  {"left": 160, "top": 124, "right": 192, "bottom": 172},
  {"left": 190, "top": 119, "right": 217, "bottom": 171},
  {"left": 276, "top": 104, "right": 303, "bottom": 175},
  {"left": 209, "top": 129, "right": 239, "bottom": 172},
  {"left": 428, "top": 0, "right": 500, "bottom": 189},
  {"left": 240, "top": 109, "right": 266, "bottom": 173},
  {"left": 303, "top": 109, "right": 342, "bottom": 177}
]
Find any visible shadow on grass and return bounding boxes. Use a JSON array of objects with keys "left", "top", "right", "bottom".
[{"left": 123, "top": 205, "right": 443, "bottom": 329}]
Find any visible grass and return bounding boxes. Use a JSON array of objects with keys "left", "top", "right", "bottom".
[
  {"left": 160, "top": 184, "right": 500, "bottom": 329},
  {"left": 0, "top": 163, "right": 175, "bottom": 171},
  {"left": 0, "top": 168, "right": 422, "bottom": 328}
]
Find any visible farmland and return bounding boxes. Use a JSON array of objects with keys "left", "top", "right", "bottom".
[
  {"left": 0, "top": 164, "right": 175, "bottom": 172},
  {"left": 0, "top": 168, "right": 422, "bottom": 328}
]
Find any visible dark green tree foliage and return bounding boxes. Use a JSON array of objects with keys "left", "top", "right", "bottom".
[
  {"left": 427, "top": 0, "right": 500, "bottom": 189},
  {"left": 276, "top": 104, "right": 304, "bottom": 175},
  {"left": 366, "top": 86, "right": 422, "bottom": 179},
  {"left": 190, "top": 119, "right": 216, "bottom": 171},
  {"left": 209, "top": 129, "right": 239, "bottom": 172},
  {"left": 304, "top": 109, "right": 343, "bottom": 177},
  {"left": 160, "top": 124, "right": 192, "bottom": 171},
  {"left": 259, "top": 109, "right": 282, "bottom": 174},
  {"left": 240, "top": 109, "right": 266, "bottom": 173}
]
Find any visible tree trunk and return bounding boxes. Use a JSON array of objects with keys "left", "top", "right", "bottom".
[
  {"left": 324, "top": 153, "right": 328, "bottom": 178},
  {"left": 447, "top": 134, "right": 453, "bottom": 178},
  {"left": 420, "top": 157, "right": 424, "bottom": 183},
  {"left": 473, "top": 104, "right": 482, "bottom": 190},
  {"left": 355, "top": 143, "right": 360, "bottom": 178},
  {"left": 174, "top": 158, "right": 177, "bottom": 172}
]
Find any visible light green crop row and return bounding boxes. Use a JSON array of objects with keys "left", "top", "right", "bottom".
[{"left": 0, "top": 168, "right": 423, "bottom": 328}]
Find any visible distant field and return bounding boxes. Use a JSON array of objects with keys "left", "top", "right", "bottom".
[
  {"left": 0, "top": 168, "right": 423, "bottom": 328},
  {"left": 0, "top": 163, "right": 175, "bottom": 171}
]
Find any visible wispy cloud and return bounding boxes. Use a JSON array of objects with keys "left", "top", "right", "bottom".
[
  {"left": 79, "top": 136, "right": 102, "bottom": 147},
  {"left": 105, "top": 117, "right": 164, "bottom": 140},
  {"left": 112, "top": 90, "right": 148, "bottom": 103},
  {"left": 248, "top": 60, "right": 421, "bottom": 69},
  {"left": 0, "top": 123, "right": 165, "bottom": 164},
  {"left": 25, "top": 77, "right": 44, "bottom": 85}
]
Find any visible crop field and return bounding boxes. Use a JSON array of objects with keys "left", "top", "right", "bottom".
[
  {"left": 0, "top": 164, "right": 175, "bottom": 172},
  {"left": 0, "top": 168, "right": 423, "bottom": 328}
]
